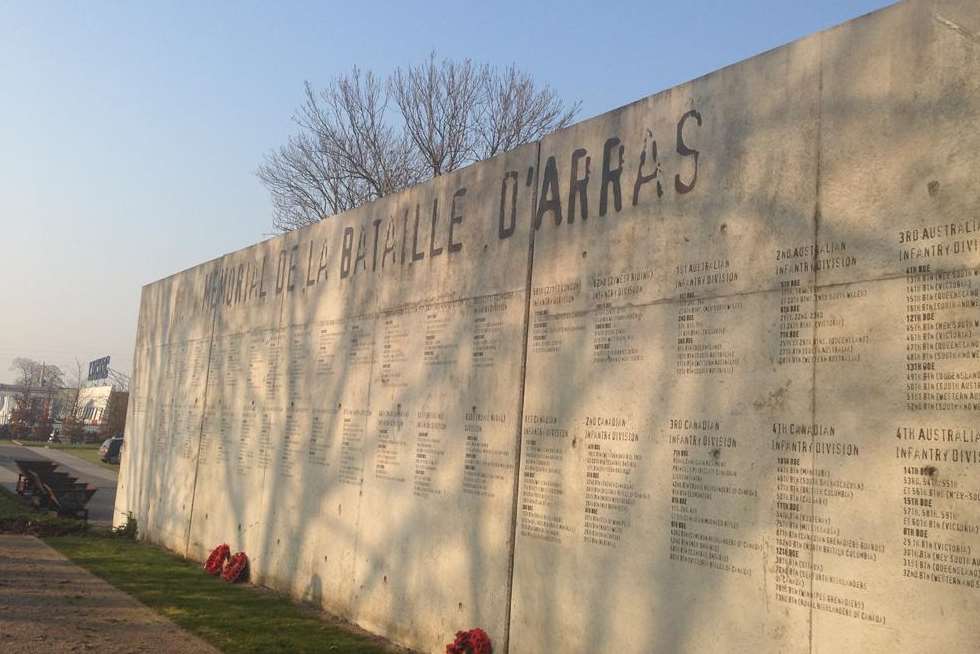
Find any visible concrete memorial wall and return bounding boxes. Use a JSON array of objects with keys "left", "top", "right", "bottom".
[{"left": 116, "top": 1, "right": 980, "bottom": 652}]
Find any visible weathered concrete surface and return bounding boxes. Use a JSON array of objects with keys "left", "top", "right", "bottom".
[
  {"left": 116, "top": 1, "right": 980, "bottom": 652},
  {"left": 805, "top": 4, "right": 980, "bottom": 651},
  {"left": 510, "top": 32, "right": 821, "bottom": 652},
  {"left": 0, "top": 535, "right": 220, "bottom": 653},
  {"left": 510, "top": 2, "right": 980, "bottom": 653},
  {"left": 117, "top": 141, "right": 538, "bottom": 654}
]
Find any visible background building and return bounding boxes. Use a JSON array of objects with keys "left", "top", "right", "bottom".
[{"left": 0, "top": 382, "right": 128, "bottom": 441}]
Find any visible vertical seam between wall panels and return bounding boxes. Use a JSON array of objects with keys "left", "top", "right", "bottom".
[
  {"left": 183, "top": 301, "right": 219, "bottom": 556},
  {"left": 502, "top": 141, "right": 541, "bottom": 654},
  {"left": 808, "top": 32, "right": 825, "bottom": 654},
  {"left": 348, "top": 293, "right": 376, "bottom": 607}
]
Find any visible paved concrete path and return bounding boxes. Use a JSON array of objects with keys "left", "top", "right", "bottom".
[
  {"left": 0, "top": 534, "right": 220, "bottom": 653},
  {"left": 0, "top": 444, "right": 118, "bottom": 525}
]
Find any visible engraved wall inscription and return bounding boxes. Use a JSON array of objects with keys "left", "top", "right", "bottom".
[{"left": 115, "top": 2, "right": 980, "bottom": 652}]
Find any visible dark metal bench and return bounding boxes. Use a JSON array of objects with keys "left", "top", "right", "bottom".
[{"left": 14, "top": 459, "right": 96, "bottom": 520}]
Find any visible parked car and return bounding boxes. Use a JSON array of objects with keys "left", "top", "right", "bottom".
[{"left": 100, "top": 435, "right": 124, "bottom": 464}]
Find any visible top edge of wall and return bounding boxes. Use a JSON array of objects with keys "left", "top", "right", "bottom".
[{"left": 142, "top": 0, "right": 908, "bottom": 291}]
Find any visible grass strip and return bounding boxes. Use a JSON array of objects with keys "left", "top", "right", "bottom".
[
  {"left": 45, "top": 535, "right": 397, "bottom": 654},
  {"left": 0, "top": 486, "right": 88, "bottom": 536},
  {"left": 38, "top": 443, "right": 120, "bottom": 472}
]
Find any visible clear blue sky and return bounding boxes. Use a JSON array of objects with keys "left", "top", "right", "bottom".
[{"left": 0, "top": 0, "right": 895, "bottom": 383}]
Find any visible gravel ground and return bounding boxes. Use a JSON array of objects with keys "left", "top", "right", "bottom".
[{"left": 0, "top": 535, "right": 220, "bottom": 653}]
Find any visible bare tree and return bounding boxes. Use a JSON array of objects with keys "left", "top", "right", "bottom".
[
  {"left": 260, "top": 71, "right": 425, "bottom": 233},
  {"left": 58, "top": 359, "right": 87, "bottom": 442},
  {"left": 99, "top": 391, "right": 129, "bottom": 439},
  {"left": 9, "top": 358, "right": 64, "bottom": 439},
  {"left": 259, "top": 54, "right": 579, "bottom": 232},
  {"left": 391, "top": 53, "right": 483, "bottom": 176},
  {"left": 475, "top": 64, "right": 581, "bottom": 159},
  {"left": 258, "top": 132, "right": 365, "bottom": 232},
  {"left": 299, "top": 71, "right": 424, "bottom": 198},
  {"left": 10, "top": 358, "right": 64, "bottom": 391}
]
